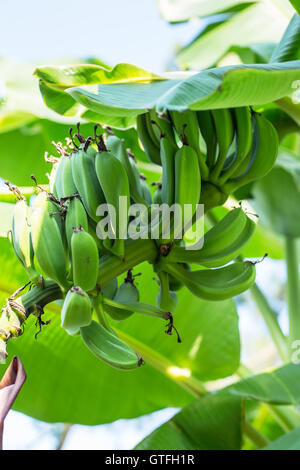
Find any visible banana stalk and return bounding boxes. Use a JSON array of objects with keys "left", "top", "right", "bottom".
[{"left": 0, "top": 280, "right": 63, "bottom": 363}]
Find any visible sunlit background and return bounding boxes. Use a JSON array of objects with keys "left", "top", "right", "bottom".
[{"left": 0, "top": 0, "right": 287, "bottom": 450}]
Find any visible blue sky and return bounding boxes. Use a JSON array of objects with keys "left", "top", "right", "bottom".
[{"left": 0, "top": 0, "right": 201, "bottom": 72}]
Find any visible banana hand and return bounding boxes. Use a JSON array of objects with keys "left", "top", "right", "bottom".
[
  {"left": 167, "top": 208, "right": 255, "bottom": 267},
  {"left": 223, "top": 112, "right": 279, "bottom": 193}
]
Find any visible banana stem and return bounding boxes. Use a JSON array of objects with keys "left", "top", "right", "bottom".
[
  {"left": 244, "top": 421, "right": 270, "bottom": 448},
  {"left": 102, "top": 297, "right": 168, "bottom": 321},
  {"left": 0, "top": 280, "right": 63, "bottom": 362},
  {"left": 116, "top": 329, "right": 205, "bottom": 396},
  {"left": 249, "top": 284, "right": 288, "bottom": 362},
  {"left": 94, "top": 300, "right": 111, "bottom": 330},
  {"left": 97, "top": 238, "right": 157, "bottom": 285},
  {"left": 285, "top": 236, "right": 300, "bottom": 354}
]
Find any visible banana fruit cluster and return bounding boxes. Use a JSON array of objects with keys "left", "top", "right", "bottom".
[
  {"left": 137, "top": 107, "right": 278, "bottom": 210},
  {"left": 5, "top": 107, "right": 276, "bottom": 369}
]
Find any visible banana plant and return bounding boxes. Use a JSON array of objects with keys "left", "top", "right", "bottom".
[{"left": 0, "top": 10, "right": 300, "bottom": 452}]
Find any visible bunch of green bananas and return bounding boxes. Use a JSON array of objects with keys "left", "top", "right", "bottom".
[
  {"left": 137, "top": 107, "right": 279, "bottom": 211},
  {"left": 4, "top": 112, "right": 271, "bottom": 369}
]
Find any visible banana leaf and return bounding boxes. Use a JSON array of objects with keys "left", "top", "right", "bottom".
[{"left": 36, "top": 61, "right": 300, "bottom": 121}]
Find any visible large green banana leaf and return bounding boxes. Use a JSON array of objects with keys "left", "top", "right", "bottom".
[
  {"left": 136, "top": 363, "right": 300, "bottom": 450},
  {"left": 270, "top": 14, "right": 300, "bottom": 62},
  {"left": 35, "top": 61, "right": 300, "bottom": 121},
  {"left": 263, "top": 427, "right": 300, "bottom": 449},
  {"left": 157, "top": 0, "right": 294, "bottom": 69},
  {"left": 34, "top": 63, "right": 161, "bottom": 128},
  {"left": 0, "top": 237, "right": 240, "bottom": 424},
  {"left": 0, "top": 58, "right": 73, "bottom": 132},
  {"left": 0, "top": 59, "right": 137, "bottom": 184},
  {"left": 252, "top": 150, "right": 300, "bottom": 237}
]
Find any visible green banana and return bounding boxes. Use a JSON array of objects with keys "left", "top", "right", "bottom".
[
  {"left": 87, "top": 219, "right": 104, "bottom": 253},
  {"left": 149, "top": 109, "right": 175, "bottom": 144},
  {"left": 95, "top": 149, "right": 130, "bottom": 258},
  {"left": 140, "top": 176, "right": 153, "bottom": 205},
  {"left": 169, "top": 110, "right": 209, "bottom": 179},
  {"left": 61, "top": 286, "right": 92, "bottom": 331},
  {"left": 54, "top": 156, "right": 77, "bottom": 200},
  {"left": 31, "top": 195, "right": 68, "bottom": 289},
  {"left": 223, "top": 113, "right": 279, "bottom": 193},
  {"left": 51, "top": 157, "right": 64, "bottom": 199},
  {"left": 104, "top": 276, "right": 140, "bottom": 321},
  {"left": 197, "top": 110, "right": 217, "bottom": 168},
  {"left": 156, "top": 271, "right": 178, "bottom": 314},
  {"left": 174, "top": 145, "right": 201, "bottom": 236},
  {"left": 168, "top": 263, "right": 190, "bottom": 292},
  {"left": 136, "top": 113, "right": 161, "bottom": 165},
  {"left": 153, "top": 184, "right": 163, "bottom": 205},
  {"left": 71, "top": 227, "right": 99, "bottom": 292},
  {"left": 65, "top": 197, "right": 88, "bottom": 249},
  {"left": 80, "top": 320, "right": 141, "bottom": 370},
  {"left": 210, "top": 108, "right": 235, "bottom": 183},
  {"left": 160, "top": 135, "right": 176, "bottom": 206},
  {"left": 71, "top": 148, "right": 105, "bottom": 222},
  {"left": 101, "top": 278, "right": 118, "bottom": 300},
  {"left": 106, "top": 135, "right": 146, "bottom": 205},
  {"left": 163, "top": 261, "right": 256, "bottom": 301},
  {"left": 33, "top": 191, "right": 63, "bottom": 231},
  {"left": 218, "top": 107, "right": 253, "bottom": 184},
  {"left": 144, "top": 111, "right": 161, "bottom": 147},
  {"left": 48, "top": 162, "right": 59, "bottom": 198},
  {"left": 10, "top": 200, "right": 38, "bottom": 282},
  {"left": 167, "top": 208, "right": 255, "bottom": 267},
  {"left": 199, "top": 182, "right": 228, "bottom": 212}
]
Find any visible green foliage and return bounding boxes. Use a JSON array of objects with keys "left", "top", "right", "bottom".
[
  {"left": 252, "top": 152, "right": 300, "bottom": 237},
  {"left": 137, "top": 392, "right": 243, "bottom": 450},
  {"left": 34, "top": 63, "right": 161, "bottom": 128},
  {"left": 270, "top": 14, "right": 300, "bottom": 63},
  {"left": 73, "top": 63, "right": 299, "bottom": 115},
  {"left": 158, "top": 0, "right": 294, "bottom": 69},
  {"left": 157, "top": 0, "right": 255, "bottom": 23},
  {"left": 137, "top": 363, "right": 300, "bottom": 449},
  {"left": 263, "top": 427, "right": 300, "bottom": 449}
]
